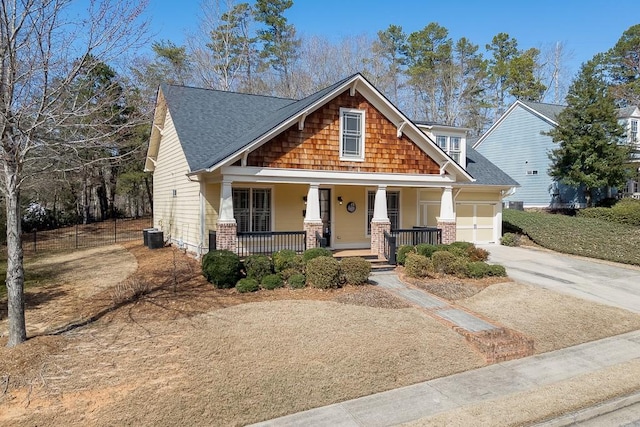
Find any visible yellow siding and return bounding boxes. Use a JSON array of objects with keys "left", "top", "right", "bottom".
[
  {"left": 334, "top": 186, "right": 368, "bottom": 247},
  {"left": 456, "top": 191, "right": 502, "bottom": 202},
  {"left": 419, "top": 189, "right": 441, "bottom": 202},
  {"left": 400, "top": 187, "right": 417, "bottom": 229},
  {"left": 274, "top": 184, "right": 307, "bottom": 231},
  {"left": 152, "top": 111, "right": 202, "bottom": 250},
  {"left": 204, "top": 183, "right": 220, "bottom": 235}
]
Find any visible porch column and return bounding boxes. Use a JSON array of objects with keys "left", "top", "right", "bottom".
[
  {"left": 437, "top": 186, "right": 457, "bottom": 244},
  {"left": 370, "top": 185, "right": 391, "bottom": 259},
  {"left": 216, "top": 179, "right": 237, "bottom": 253},
  {"left": 303, "top": 183, "right": 323, "bottom": 249}
]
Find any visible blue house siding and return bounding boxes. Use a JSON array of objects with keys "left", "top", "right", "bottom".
[{"left": 476, "top": 105, "right": 585, "bottom": 207}]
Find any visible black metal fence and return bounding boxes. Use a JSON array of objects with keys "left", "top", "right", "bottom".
[
  {"left": 21, "top": 217, "right": 153, "bottom": 253},
  {"left": 384, "top": 227, "right": 443, "bottom": 265},
  {"left": 390, "top": 227, "right": 442, "bottom": 247},
  {"left": 235, "top": 231, "right": 307, "bottom": 258}
]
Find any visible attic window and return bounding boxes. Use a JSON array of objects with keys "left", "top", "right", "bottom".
[
  {"left": 526, "top": 170, "right": 538, "bottom": 176},
  {"left": 339, "top": 108, "right": 365, "bottom": 161}
]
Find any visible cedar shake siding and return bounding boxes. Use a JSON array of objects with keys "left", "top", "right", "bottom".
[{"left": 247, "top": 90, "right": 440, "bottom": 174}]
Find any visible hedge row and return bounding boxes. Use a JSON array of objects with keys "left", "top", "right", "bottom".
[
  {"left": 577, "top": 198, "right": 640, "bottom": 226},
  {"left": 398, "top": 241, "right": 505, "bottom": 279},
  {"left": 201, "top": 248, "right": 371, "bottom": 291}
]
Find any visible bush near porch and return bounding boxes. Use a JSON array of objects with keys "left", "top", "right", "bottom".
[
  {"left": 201, "top": 248, "right": 371, "bottom": 291},
  {"left": 503, "top": 208, "right": 640, "bottom": 266}
]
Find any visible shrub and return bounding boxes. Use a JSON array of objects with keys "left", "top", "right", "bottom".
[
  {"left": 279, "top": 268, "right": 300, "bottom": 281},
  {"left": 236, "top": 278, "right": 259, "bottom": 293},
  {"left": 244, "top": 254, "right": 273, "bottom": 282},
  {"left": 306, "top": 256, "right": 340, "bottom": 289},
  {"left": 465, "top": 261, "right": 491, "bottom": 278},
  {"left": 467, "top": 246, "right": 490, "bottom": 262},
  {"left": 449, "top": 241, "right": 475, "bottom": 251},
  {"left": 287, "top": 273, "right": 306, "bottom": 289},
  {"left": 404, "top": 253, "right": 434, "bottom": 278},
  {"left": 439, "top": 244, "right": 467, "bottom": 258},
  {"left": 488, "top": 264, "right": 507, "bottom": 277},
  {"left": 396, "top": 245, "right": 415, "bottom": 266},
  {"left": 302, "top": 247, "right": 333, "bottom": 263},
  {"left": 415, "top": 243, "right": 439, "bottom": 258},
  {"left": 202, "top": 250, "right": 241, "bottom": 289},
  {"left": 611, "top": 198, "right": 640, "bottom": 226},
  {"left": 261, "top": 273, "right": 284, "bottom": 290},
  {"left": 340, "top": 257, "right": 371, "bottom": 285},
  {"left": 273, "top": 249, "right": 298, "bottom": 272},
  {"left": 500, "top": 233, "right": 520, "bottom": 247},
  {"left": 432, "top": 250, "right": 467, "bottom": 276}
]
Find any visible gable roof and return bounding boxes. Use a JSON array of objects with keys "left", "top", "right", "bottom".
[
  {"left": 149, "top": 73, "right": 475, "bottom": 181},
  {"left": 519, "top": 101, "right": 565, "bottom": 122}
]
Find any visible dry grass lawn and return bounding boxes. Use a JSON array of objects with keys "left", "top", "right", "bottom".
[{"left": 1, "top": 242, "right": 640, "bottom": 426}]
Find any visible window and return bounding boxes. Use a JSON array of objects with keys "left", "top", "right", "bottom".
[
  {"left": 632, "top": 120, "right": 638, "bottom": 142},
  {"left": 367, "top": 190, "right": 400, "bottom": 234},
  {"left": 340, "top": 108, "right": 365, "bottom": 160},
  {"left": 232, "top": 188, "right": 271, "bottom": 232},
  {"left": 526, "top": 170, "right": 538, "bottom": 176},
  {"left": 436, "top": 135, "right": 461, "bottom": 164}
]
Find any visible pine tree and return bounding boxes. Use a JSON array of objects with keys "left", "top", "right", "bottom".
[{"left": 548, "top": 58, "right": 631, "bottom": 207}]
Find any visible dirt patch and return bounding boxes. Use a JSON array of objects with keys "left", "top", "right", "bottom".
[{"left": 460, "top": 282, "right": 640, "bottom": 354}]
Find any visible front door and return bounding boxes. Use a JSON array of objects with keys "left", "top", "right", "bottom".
[{"left": 319, "top": 189, "right": 331, "bottom": 246}]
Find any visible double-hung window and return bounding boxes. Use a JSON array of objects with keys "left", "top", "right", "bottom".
[
  {"left": 631, "top": 120, "right": 638, "bottom": 143},
  {"left": 340, "top": 108, "right": 365, "bottom": 161},
  {"left": 436, "top": 135, "right": 461, "bottom": 163},
  {"left": 367, "top": 190, "right": 400, "bottom": 234},
  {"left": 232, "top": 188, "right": 271, "bottom": 232}
]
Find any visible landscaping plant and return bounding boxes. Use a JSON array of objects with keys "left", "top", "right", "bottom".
[
  {"left": 340, "top": 257, "right": 371, "bottom": 285},
  {"left": 236, "top": 278, "right": 259, "bottom": 293},
  {"left": 261, "top": 274, "right": 284, "bottom": 290},
  {"left": 305, "top": 256, "right": 340, "bottom": 289},
  {"left": 202, "top": 250, "right": 242, "bottom": 289}
]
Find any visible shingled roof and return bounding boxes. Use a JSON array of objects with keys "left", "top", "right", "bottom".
[{"left": 161, "top": 74, "right": 357, "bottom": 172}]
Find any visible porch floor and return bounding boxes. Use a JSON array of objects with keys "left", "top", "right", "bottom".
[{"left": 331, "top": 248, "right": 376, "bottom": 258}]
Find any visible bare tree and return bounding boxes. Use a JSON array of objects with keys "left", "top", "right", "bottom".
[
  {"left": 0, "top": 0, "right": 148, "bottom": 347},
  {"left": 538, "top": 41, "right": 573, "bottom": 104}
]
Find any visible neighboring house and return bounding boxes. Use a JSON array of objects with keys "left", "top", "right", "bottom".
[
  {"left": 620, "top": 106, "right": 640, "bottom": 198},
  {"left": 474, "top": 100, "right": 640, "bottom": 208},
  {"left": 145, "top": 73, "right": 517, "bottom": 259}
]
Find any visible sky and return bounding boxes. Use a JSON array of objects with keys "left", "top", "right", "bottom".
[{"left": 147, "top": 0, "right": 638, "bottom": 78}]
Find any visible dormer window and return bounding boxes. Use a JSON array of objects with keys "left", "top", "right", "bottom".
[
  {"left": 437, "top": 135, "right": 462, "bottom": 164},
  {"left": 340, "top": 108, "right": 365, "bottom": 161}
]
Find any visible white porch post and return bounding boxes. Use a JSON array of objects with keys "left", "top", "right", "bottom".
[
  {"left": 303, "top": 183, "right": 323, "bottom": 249},
  {"left": 437, "top": 186, "right": 457, "bottom": 244},
  {"left": 370, "top": 185, "right": 391, "bottom": 259},
  {"left": 216, "top": 179, "right": 237, "bottom": 252}
]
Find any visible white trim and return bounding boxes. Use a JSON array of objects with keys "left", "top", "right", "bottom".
[
  {"left": 221, "top": 166, "right": 457, "bottom": 187},
  {"left": 339, "top": 108, "right": 366, "bottom": 161},
  {"left": 193, "top": 74, "right": 474, "bottom": 182},
  {"left": 474, "top": 100, "right": 559, "bottom": 149}
]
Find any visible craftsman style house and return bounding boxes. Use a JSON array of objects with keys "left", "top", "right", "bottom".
[
  {"left": 145, "top": 74, "right": 517, "bottom": 258},
  {"left": 474, "top": 100, "right": 640, "bottom": 208}
]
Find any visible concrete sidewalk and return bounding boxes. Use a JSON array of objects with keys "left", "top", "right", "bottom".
[{"left": 251, "top": 330, "right": 640, "bottom": 426}]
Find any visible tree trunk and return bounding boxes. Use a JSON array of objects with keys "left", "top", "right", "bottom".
[
  {"left": 4, "top": 162, "right": 26, "bottom": 347},
  {"left": 144, "top": 175, "right": 153, "bottom": 214}
]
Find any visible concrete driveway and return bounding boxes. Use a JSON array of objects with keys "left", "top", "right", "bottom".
[{"left": 480, "top": 244, "right": 640, "bottom": 314}]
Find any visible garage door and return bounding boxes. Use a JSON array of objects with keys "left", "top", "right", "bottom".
[{"left": 456, "top": 203, "right": 496, "bottom": 243}]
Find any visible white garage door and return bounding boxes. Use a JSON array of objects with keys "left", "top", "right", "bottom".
[{"left": 456, "top": 203, "right": 496, "bottom": 243}]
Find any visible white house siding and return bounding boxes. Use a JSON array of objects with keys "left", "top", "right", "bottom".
[{"left": 153, "top": 110, "right": 202, "bottom": 251}]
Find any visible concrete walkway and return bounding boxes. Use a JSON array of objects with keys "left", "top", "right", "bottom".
[
  {"left": 479, "top": 244, "right": 640, "bottom": 314},
  {"left": 371, "top": 271, "right": 499, "bottom": 333},
  {"left": 251, "top": 330, "right": 640, "bottom": 426}
]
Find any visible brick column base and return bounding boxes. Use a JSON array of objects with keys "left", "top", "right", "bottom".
[
  {"left": 216, "top": 222, "right": 238, "bottom": 253},
  {"left": 370, "top": 220, "right": 391, "bottom": 260},
  {"left": 437, "top": 220, "right": 457, "bottom": 244},
  {"left": 303, "top": 221, "right": 324, "bottom": 249}
]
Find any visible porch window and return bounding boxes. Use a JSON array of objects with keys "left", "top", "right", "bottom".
[
  {"left": 232, "top": 188, "right": 271, "bottom": 232},
  {"left": 340, "top": 108, "right": 365, "bottom": 161},
  {"left": 367, "top": 190, "right": 400, "bottom": 234}
]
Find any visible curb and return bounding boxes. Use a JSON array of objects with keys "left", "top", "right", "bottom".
[{"left": 534, "top": 390, "right": 640, "bottom": 426}]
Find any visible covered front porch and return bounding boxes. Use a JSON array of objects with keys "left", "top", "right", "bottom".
[{"left": 206, "top": 173, "right": 457, "bottom": 260}]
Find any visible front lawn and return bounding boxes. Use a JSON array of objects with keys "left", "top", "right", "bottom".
[{"left": 503, "top": 209, "right": 640, "bottom": 266}]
